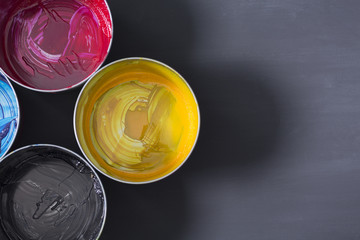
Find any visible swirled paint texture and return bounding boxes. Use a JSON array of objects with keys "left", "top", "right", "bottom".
[
  {"left": 0, "top": 145, "right": 106, "bottom": 240},
  {"left": 0, "top": 72, "right": 19, "bottom": 160},
  {"left": 0, "top": 0, "right": 112, "bottom": 91},
  {"left": 75, "top": 59, "right": 200, "bottom": 183}
]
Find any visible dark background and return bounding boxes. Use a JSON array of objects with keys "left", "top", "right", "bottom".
[{"left": 10, "top": 0, "right": 360, "bottom": 239}]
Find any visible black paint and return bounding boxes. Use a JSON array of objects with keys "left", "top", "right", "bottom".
[{"left": 0, "top": 145, "right": 105, "bottom": 240}]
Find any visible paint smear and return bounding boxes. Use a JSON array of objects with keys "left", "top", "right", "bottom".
[
  {"left": 75, "top": 59, "right": 200, "bottom": 183},
  {"left": 2, "top": 0, "right": 112, "bottom": 91},
  {"left": 0, "top": 145, "right": 105, "bottom": 239},
  {"left": 0, "top": 72, "right": 19, "bottom": 160}
]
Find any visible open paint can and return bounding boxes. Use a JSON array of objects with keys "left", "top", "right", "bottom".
[
  {"left": 0, "top": 70, "right": 19, "bottom": 160},
  {"left": 0, "top": 0, "right": 113, "bottom": 92},
  {"left": 0, "top": 144, "right": 106, "bottom": 239},
  {"left": 74, "top": 58, "right": 200, "bottom": 184}
]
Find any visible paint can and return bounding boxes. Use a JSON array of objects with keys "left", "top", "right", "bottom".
[
  {"left": 74, "top": 57, "right": 200, "bottom": 184},
  {"left": 0, "top": 144, "right": 107, "bottom": 239},
  {"left": 0, "top": 70, "right": 19, "bottom": 161},
  {"left": 0, "top": 0, "right": 113, "bottom": 92}
]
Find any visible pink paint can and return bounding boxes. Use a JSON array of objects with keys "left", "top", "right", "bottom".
[{"left": 0, "top": 0, "right": 113, "bottom": 92}]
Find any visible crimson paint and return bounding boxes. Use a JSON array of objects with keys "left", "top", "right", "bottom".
[{"left": 0, "top": 0, "right": 112, "bottom": 91}]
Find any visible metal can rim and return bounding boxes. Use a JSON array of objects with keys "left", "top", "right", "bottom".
[
  {"left": 0, "top": 0, "right": 114, "bottom": 93},
  {"left": 73, "top": 57, "right": 201, "bottom": 184},
  {"left": 0, "top": 143, "right": 108, "bottom": 240},
  {"left": 0, "top": 69, "right": 20, "bottom": 162}
]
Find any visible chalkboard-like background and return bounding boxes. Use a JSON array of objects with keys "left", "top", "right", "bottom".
[{"left": 11, "top": 0, "right": 360, "bottom": 239}]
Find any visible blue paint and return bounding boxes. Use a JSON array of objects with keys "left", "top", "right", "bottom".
[{"left": 0, "top": 71, "right": 19, "bottom": 159}]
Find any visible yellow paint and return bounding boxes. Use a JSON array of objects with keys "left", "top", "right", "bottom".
[{"left": 75, "top": 59, "right": 199, "bottom": 183}]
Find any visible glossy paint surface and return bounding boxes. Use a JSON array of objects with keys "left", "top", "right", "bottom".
[
  {"left": 0, "top": 145, "right": 106, "bottom": 240},
  {"left": 0, "top": 72, "right": 19, "bottom": 160},
  {"left": 75, "top": 58, "right": 199, "bottom": 183},
  {"left": 1, "top": 0, "right": 112, "bottom": 91}
]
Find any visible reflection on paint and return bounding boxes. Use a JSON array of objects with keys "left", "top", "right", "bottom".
[
  {"left": 91, "top": 80, "right": 182, "bottom": 169},
  {"left": 4, "top": 0, "right": 112, "bottom": 90},
  {"left": 0, "top": 72, "right": 19, "bottom": 159},
  {"left": 75, "top": 59, "right": 199, "bottom": 183}
]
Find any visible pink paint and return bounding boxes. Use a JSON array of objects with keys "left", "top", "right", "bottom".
[{"left": 0, "top": 0, "right": 112, "bottom": 91}]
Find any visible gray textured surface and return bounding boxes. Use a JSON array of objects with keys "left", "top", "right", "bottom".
[{"left": 10, "top": 0, "right": 360, "bottom": 239}]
